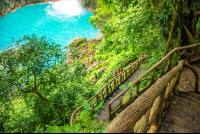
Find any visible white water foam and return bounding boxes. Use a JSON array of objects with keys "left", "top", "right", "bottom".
[{"left": 46, "top": 0, "right": 84, "bottom": 17}]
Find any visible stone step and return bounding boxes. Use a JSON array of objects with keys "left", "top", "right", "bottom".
[
  {"left": 103, "top": 102, "right": 108, "bottom": 107},
  {"left": 105, "top": 100, "right": 110, "bottom": 103},
  {"left": 96, "top": 116, "right": 108, "bottom": 123},
  {"left": 94, "top": 67, "right": 146, "bottom": 124},
  {"left": 108, "top": 97, "right": 113, "bottom": 101},
  {"left": 170, "top": 102, "right": 200, "bottom": 119},
  {"left": 173, "top": 93, "right": 200, "bottom": 109},
  {"left": 159, "top": 124, "right": 195, "bottom": 133},
  {"left": 166, "top": 107, "right": 200, "bottom": 125},
  {"left": 187, "top": 93, "right": 200, "bottom": 104},
  {"left": 113, "top": 92, "right": 117, "bottom": 96},
  {"left": 98, "top": 111, "right": 108, "bottom": 116},
  {"left": 162, "top": 114, "right": 200, "bottom": 133}
]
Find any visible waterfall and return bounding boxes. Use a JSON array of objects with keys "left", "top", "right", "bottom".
[{"left": 47, "top": 0, "right": 84, "bottom": 17}]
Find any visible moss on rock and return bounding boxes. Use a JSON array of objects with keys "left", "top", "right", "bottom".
[
  {"left": 4, "top": 0, "right": 10, "bottom": 5},
  {"left": 69, "top": 37, "right": 87, "bottom": 48},
  {"left": 0, "top": 1, "right": 5, "bottom": 10}
]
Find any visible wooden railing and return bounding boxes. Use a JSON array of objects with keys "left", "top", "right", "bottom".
[
  {"left": 104, "top": 58, "right": 199, "bottom": 133},
  {"left": 70, "top": 55, "right": 147, "bottom": 125},
  {"left": 86, "top": 61, "right": 110, "bottom": 72},
  {"left": 107, "top": 43, "right": 200, "bottom": 123},
  {"left": 98, "top": 54, "right": 136, "bottom": 84},
  {"left": 88, "top": 61, "right": 110, "bottom": 82}
]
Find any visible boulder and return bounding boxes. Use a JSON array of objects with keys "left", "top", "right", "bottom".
[
  {"left": 69, "top": 37, "right": 86, "bottom": 48},
  {"left": 0, "top": 1, "right": 5, "bottom": 10},
  {"left": 4, "top": 0, "right": 10, "bottom": 5},
  {"left": 20, "top": 0, "right": 26, "bottom": 5},
  {"left": 9, "top": 0, "right": 15, "bottom": 8},
  {"left": 5, "top": 6, "right": 10, "bottom": 12}
]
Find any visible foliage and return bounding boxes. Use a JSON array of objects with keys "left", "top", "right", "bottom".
[
  {"left": 195, "top": 19, "right": 200, "bottom": 43},
  {"left": 34, "top": 100, "right": 108, "bottom": 133},
  {"left": 2, "top": 0, "right": 200, "bottom": 133},
  {"left": 0, "top": 34, "right": 98, "bottom": 133},
  {"left": 145, "top": 0, "right": 200, "bottom": 55}
]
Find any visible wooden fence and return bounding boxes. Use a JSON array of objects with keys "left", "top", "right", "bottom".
[
  {"left": 86, "top": 61, "right": 110, "bottom": 72},
  {"left": 104, "top": 43, "right": 200, "bottom": 133},
  {"left": 70, "top": 55, "right": 147, "bottom": 125},
  {"left": 98, "top": 54, "right": 136, "bottom": 84}
]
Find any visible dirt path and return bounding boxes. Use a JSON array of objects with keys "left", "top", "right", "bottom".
[{"left": 158, "top": 63, "right": 200, "bottom": 133}]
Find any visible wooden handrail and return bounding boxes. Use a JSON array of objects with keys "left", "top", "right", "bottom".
[
  {"left": 104, "top": 58, "right": 199, "bottom": 133},
  {"left": 107, "top": 43, "right": 200, "bottom": 121},
  {"left": 86, "top": 61, "right": 110, "bottom": 72},
  {"left": 98, "top": 54, "right": 135, "bottom": 84},
  {"left": 104, "top": 60, "right": 185, "bottom": 133},
  {"left": 70, "top": 55, "right": 147, "bottom": 125}
]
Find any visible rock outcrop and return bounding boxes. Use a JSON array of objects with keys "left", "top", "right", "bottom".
[
  {"left": 66, "top": 37, "right": 101, "bottom": 65},
  {"left": 79, "top": 0, "right": 97, "bottom": 11},
  {"left": 0, "top": 0, "right": 57, "bottom": 17}
]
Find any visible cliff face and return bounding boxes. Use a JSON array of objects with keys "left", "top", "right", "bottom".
[
  {"left": 79, "top": 0, "right": 97, "bottom": 12},
  {"left": 0, "top": 0, "right": 97, "bottom": 17},
  {"left": 0, "top": 0, "right": 57, "bottom": 17}
]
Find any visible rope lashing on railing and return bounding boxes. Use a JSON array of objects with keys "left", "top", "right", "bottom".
[
  {"left": 107, "top": 43, "right": 200, "bottom": 121},
  {"left": 104, "top": 59, "right": 199, "bottom": 133},
  {"left": 104, "top": 43, "right": 200, "bottom": 133}
]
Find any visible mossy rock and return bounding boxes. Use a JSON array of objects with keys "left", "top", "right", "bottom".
[
  {"left": 19, "top": 0, "right": 26, "bottom": 5},
  {"left": 0, "top": 1, "right": 5, "bottom": 10},
  {"left": 69, "top": 37, "right": 86, "bottom": 48},
  {"left": 4, "top": 0, "right": 10, "bottom": 5},
  {"left": 32, "top": 0, "right": 42, "bottom": 3}
]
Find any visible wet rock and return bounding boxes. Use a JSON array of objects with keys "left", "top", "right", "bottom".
[{"left": 9, "top": 0, "right": 15, "bottom": 8}]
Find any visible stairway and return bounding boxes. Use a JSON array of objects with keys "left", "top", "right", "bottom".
[
  {"left": 158, "top": 64, "right": 200, "bottom": 133},
  {"left": 95, "top": 64, "right": 146, "bottom": 125}
]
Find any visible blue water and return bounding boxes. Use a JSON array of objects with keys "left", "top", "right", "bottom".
[{"left": 0, "top": 1, "right": 100, "bottom": 52}]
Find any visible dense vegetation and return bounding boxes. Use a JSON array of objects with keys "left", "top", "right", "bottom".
[{"left": 0, "top": 0, "right": 200, "bottom": 133}]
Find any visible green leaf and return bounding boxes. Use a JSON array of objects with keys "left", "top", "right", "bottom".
[
  {"left": 119, "top": 84, "right": 129, "bottom": 89},
  {"left": 94, "top": 100, "right": 105, "bottom": 112},
  {"left": 128, "top": 82, "right": 133, "bottom": 87},
  {"left": 82, "top": 101, "right": 91, "bottom": 111},
  {"left": 74, "top": 124, "right": 82, "bottom": 133},
  {"left": 131, "top": 88, "right": 136, "bottom": 95},
  {"left": 62, "top": 125, "right": 73, "bottom": 133},
  {"left": 49, "top": 126, "right": 61, "bottom": 133},
  {"left": 90, "top": 98, "right": 95, "bottom": 108},
  {"left": 93, "top": 113, "right": 98, "bottom": 118}
]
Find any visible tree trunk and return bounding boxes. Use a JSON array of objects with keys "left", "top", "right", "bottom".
[{"left": 181, "top": 13, "right": 199, "bottom": 46}]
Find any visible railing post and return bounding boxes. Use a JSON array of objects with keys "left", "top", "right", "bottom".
[
  {"left": 136, "top": 82, "right": 140, "bottom": 96},
  {"left": 114, "top": 79, "right": 116, "bottom": 89},
  {"left": 102, "top": 90, "right": 104, "bottom": 99},
  {"left": 96, "top": 95, "right": 99, "bottom": 104},
  {"left": 106, "top": 85, "right": 109, "bottom": 97},
  {"left": 108, "top": 104, "right": 111, "bottom": 121},
  {"left": 120, "top": 75, "right": 122, "bottom": 84}
]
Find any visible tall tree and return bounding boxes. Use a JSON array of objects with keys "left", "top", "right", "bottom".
[
  {"left": 0, "top": 34, "right": 64, "bottom": 103},
  {"left": 146, "top": 0, "right": 200, "bottom": 55}
]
